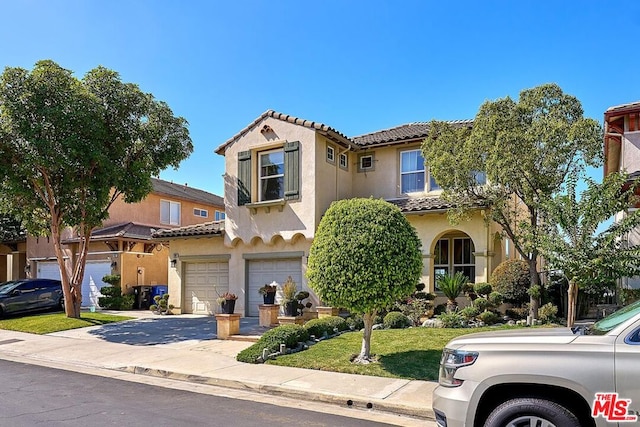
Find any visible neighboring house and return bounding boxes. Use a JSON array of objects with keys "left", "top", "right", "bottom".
[
  {"left": 604, "top": 101, "right": 640, "bottom": 289},
  {"left": 157, "top": 110, "right": 512, "bottom": 317},
  {"left": 22, "top": 178, "right": 224, "bottom": 307}
]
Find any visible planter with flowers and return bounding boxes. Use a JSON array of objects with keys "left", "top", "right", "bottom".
[
  {"left": 217, "top": 292, "right": 238, "bottom": 314},
  {"left": 258, "top": 283, "right": 277, "bottom": 305}
]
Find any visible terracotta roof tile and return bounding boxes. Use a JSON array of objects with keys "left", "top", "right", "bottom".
[
  {"left": 606, "top": 101, "right": 640, "bottom": 113},
  {"left": 352, "top": 120, "right": 473, "bottom": 147},
  {"left": 152, "top": 221, "right": 224, "bottom": 239},
  {"left": 215, "top": 110, "right": 352, "bottom": 154},
  {"left": 387, "top": 197, "right": 485, "bottom": 213},
  {"left": 62, "top": 222, "right": 157, "bottom": 244}
]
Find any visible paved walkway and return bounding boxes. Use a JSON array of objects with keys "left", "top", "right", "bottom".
[{"left": 0, "top": 310, "right": 436, "bottom": 422}]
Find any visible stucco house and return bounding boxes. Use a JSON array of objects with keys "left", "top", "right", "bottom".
[
  {"left": 19, "top": 178, "right": 224, "bottom": 307},
  {"left": 604, "top": 101, "right": 640, "bottom": 289},
  {"left": 157, "top": 110, "right": 512, "bottom": 317}
]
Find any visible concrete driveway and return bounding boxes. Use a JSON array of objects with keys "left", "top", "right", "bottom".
[{"left": 49, "top": 311, "right": 265, "bottom": 346}]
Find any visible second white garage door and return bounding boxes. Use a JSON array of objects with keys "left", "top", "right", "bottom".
[
  {"left": 183, "top": 261, "right": 229, "bottom": 314},
  {"left": 37, "top": 260, "right": 111, "bottom": 307},
  {"left": 247, "top": 259, "right": 302, "bottom": 317}
]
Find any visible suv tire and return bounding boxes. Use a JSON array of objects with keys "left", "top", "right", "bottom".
[{"left": 485, "top": 397, "right": 580, "bottom": 427}]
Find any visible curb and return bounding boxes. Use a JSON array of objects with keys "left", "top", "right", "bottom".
[{"left": 121, "top": 366, "right": 435, "bottom": 421}]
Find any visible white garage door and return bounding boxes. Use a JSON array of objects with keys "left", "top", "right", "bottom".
[
  {"left": 184, "top": 261, "right": 229, "bottom": 315},
  {"left": 37, "top": 260, "right": 111, "bottom": 308},
  {"left": 247, "top": 259, "right": 303, "bottom": 317}
]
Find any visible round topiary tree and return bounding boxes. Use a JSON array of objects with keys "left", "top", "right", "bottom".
[
  {"left": 490, "top": 259, "right": 530, "bottom": 304},
  {"left": 306, "top": 198, "right": 423, "bottom": 364}
]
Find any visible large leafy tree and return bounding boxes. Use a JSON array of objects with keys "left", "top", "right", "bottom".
[
  {"left": 306, "top": 198, "right": 423, "bottom": 363},
  {"left": 0, "top": 213, "right": 25, "bottom": 243},
  {"left": 422, "top": 83, "right": 602, "bottom": 318},
  {"left": 541, "top": 172, "right": 640, "bottom": 327},
  {"left": 0, "top": 60, "right": 193, "bottom": 318}
]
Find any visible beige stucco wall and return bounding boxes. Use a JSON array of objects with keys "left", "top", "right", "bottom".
[
  {"left": 314, "top": 135, "right": 353, "bottom": 225},
  {"left": 167, "top": 235, "right": 312, "bottom": 316},
  {"left": 222, "top": 117, "right": 319, "bottom": 245},
  {"left": 107, "top": 192, "right": 224, "bottom": 229},
  {"left": 351, "top": 143, "right": 443, "bottom": 200}
]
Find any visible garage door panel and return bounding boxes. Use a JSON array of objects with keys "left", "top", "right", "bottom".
[
  {"left": 184, "top": 261, "right": 228, "bottom": 315},
  {"left": 38, "top": 261, "right": 110, "bottom": 308},
  {"left": 247, "top": 259, "right": 302, "bottom": 317}
]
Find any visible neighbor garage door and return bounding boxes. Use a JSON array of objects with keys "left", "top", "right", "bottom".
[
  {"left": 37, "top": 260, "right": 111, "bottom": 307},
  {"left": 247, "top": 258, "right": 302, "bottom": 317},
  {"left": 184, "top": 261, "right": 229, "bottom": 314}
]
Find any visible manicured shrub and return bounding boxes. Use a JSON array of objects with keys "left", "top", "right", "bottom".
[
  {"left": 538, "top": 302, "right": 559, "bottom": 323},
  {"left": 459, "top": 305, "right": 480, "bottom": 320},
  {"left": 473, "top": 282, "right": 492, "bottom": 297},
  {"left": 383, "top": 311, "right": 411, "bottom": 329},
  {"left": 437, "top": 311, "right": 465, "bottom": 328},
  {"left": 491, "top": 260, "right": 531, "bottom": 303},
  {"left": 473, "top": 297, "right": 490, "bottom": 311},
  {"left": 236, "top": 324, "right": 310, "bottom": 363},
  {"left": 477, "top": 311, "right": 500, "bottom": 325},
  {"left": 488, "top": 291, "right": 503, "bottom": 307},
  {"left": 304, "top": 316, "right": 347, "bottom": 338},
  {"left": 345, "top": 314, "right": 364, "bottom": 330}
]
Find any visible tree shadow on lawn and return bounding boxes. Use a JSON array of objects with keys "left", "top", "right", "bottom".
[{"left": 378, "top": 349, "right": 442, "bottom": 381}]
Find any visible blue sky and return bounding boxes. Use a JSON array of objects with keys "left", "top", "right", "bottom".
[{"left": 2, "top": 1, "right": 639, "bottom": 197}]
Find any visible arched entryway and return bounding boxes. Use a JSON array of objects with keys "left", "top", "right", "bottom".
[{"left": 432, "top": 231, "right": 476, "bottom": 287}]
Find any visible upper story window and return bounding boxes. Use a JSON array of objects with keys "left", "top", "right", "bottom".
[
  {"left": 400, "top": 150, "right": 425, "bottom": 193},
  {"left": 358, "top": 153, "right": 375, "bottom": 172},
  {"left": 193, "top": 208, "right": 208, "bottom": 218},
  {"left": 339, "top": 152, "right": 348, "bottom": 170},
  {"left": 327, "top": 145, "right": 335, "bottom": 163},
  {"left": 400, "top": 149, "right": 440, "bottom": 193},
  {"left": 215, "top": 210, "right": 226, "bottom": 221},
  {"left": 160, "top": 200, "right": 180, "bottom": 225},
  {"left": 237, "top": 141, "right": 300, "bottom": 207},
  {"left": 259, "top": 149, "right": 285, "bottom": 201}
]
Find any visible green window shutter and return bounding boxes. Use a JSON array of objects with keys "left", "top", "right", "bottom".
[
  {"left": 284, "top": 141, "right": 300, "bottom": 200},
  {"left": 237, "top": 150, "right": 251, "bottom": 206}
]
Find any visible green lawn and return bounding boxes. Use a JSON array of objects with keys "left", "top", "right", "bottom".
[
  {"left": 0, "top": 312, "right": 134, "bottom": 335},
  {"left": 267, "top": 326, "right": 511, "bottom": 381}
]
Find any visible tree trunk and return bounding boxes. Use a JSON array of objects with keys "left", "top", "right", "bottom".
[
  {"left": 50, "top": 219, "right": 81, "bottom": 318},
  {"left": 528, "top": 257, "right": 540, "bottom": 320},
  {"left": 354, "top": 311, "right": 376, "bottom": 364},
  {"left": 567, "top": 279, "right": 578, "bottom": 328}
]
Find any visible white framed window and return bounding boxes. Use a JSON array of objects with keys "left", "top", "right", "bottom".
[
  {"left": 259, "top": 148, "right": 284, "bottom": 201},
  {"left": 327, "top": 145, "right": 335, "bottom": 163},
  {"left": 193, "top": 208, "right": 208, "bottom": 218},
  {"left": 339, "top": 152, "right": 348, "bottom": 170},
  {"left": 160, "top": 200, "right": 181, "bottom": 225},
  {"left": 358, "top": 153, "right": 375, "bottom": 172},
  {"left": 400, "top": 150, "right": 426, "bottom": 193},
  {"left": 215, "top": 210, "right": 226, "bottom": 221},
  {"left": 400, "top": 149, "right": 442, "bottom": 192}
]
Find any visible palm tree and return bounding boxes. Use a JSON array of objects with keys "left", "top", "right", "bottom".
[{"left": 437, "top": 272, "right": 468, "bottom": 312}]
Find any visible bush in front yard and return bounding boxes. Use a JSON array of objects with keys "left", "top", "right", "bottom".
[
  {"left": 304, "top": 316, "right": 348, "bottom": 338},
  {"left": 383, "top": 311, "right": 411, "bottom": 329},
  {"left": 236, "top": 324, "right": 310, "bottom": 364}
]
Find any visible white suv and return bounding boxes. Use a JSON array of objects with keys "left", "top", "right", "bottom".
[{"left": 432, "top": 300, "right": 640, "bottom": 427}]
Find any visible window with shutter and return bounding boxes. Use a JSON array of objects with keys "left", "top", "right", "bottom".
[
  {"left": 237, "top": 150, "right": 252, "bottom": 205},
  {"left": 284, "top": 141, "right": 299, "bottom": 200}
]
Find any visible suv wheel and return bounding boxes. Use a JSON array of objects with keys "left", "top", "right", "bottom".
[{"left": 485, "top": 397, "right": 580, "bottom": 427}]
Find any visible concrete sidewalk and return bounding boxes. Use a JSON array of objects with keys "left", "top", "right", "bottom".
[{"left": 0, "top": 311, "right": 436, "bottom": 422}]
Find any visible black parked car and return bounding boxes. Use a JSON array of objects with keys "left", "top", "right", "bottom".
[{"left": 0, "top": 279, "right": 64, "bottom": 317}]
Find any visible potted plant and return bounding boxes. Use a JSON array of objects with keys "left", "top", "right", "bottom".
[
  {"left": 217, "top": 292, "right": 238, "bottom": 314},
  {"left": 281, "top": 276, "right": 298, "bottom": 316},
  {"left": 258, "top": 283, "right": 277, "bottom": 304}
]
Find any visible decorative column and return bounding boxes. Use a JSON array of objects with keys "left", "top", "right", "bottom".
[
  {"left": 215, "top": 313, "right": 241, "bottom": 339},
  {"left": 259, "top": 304, "right": 279, "bottom": 327}
]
